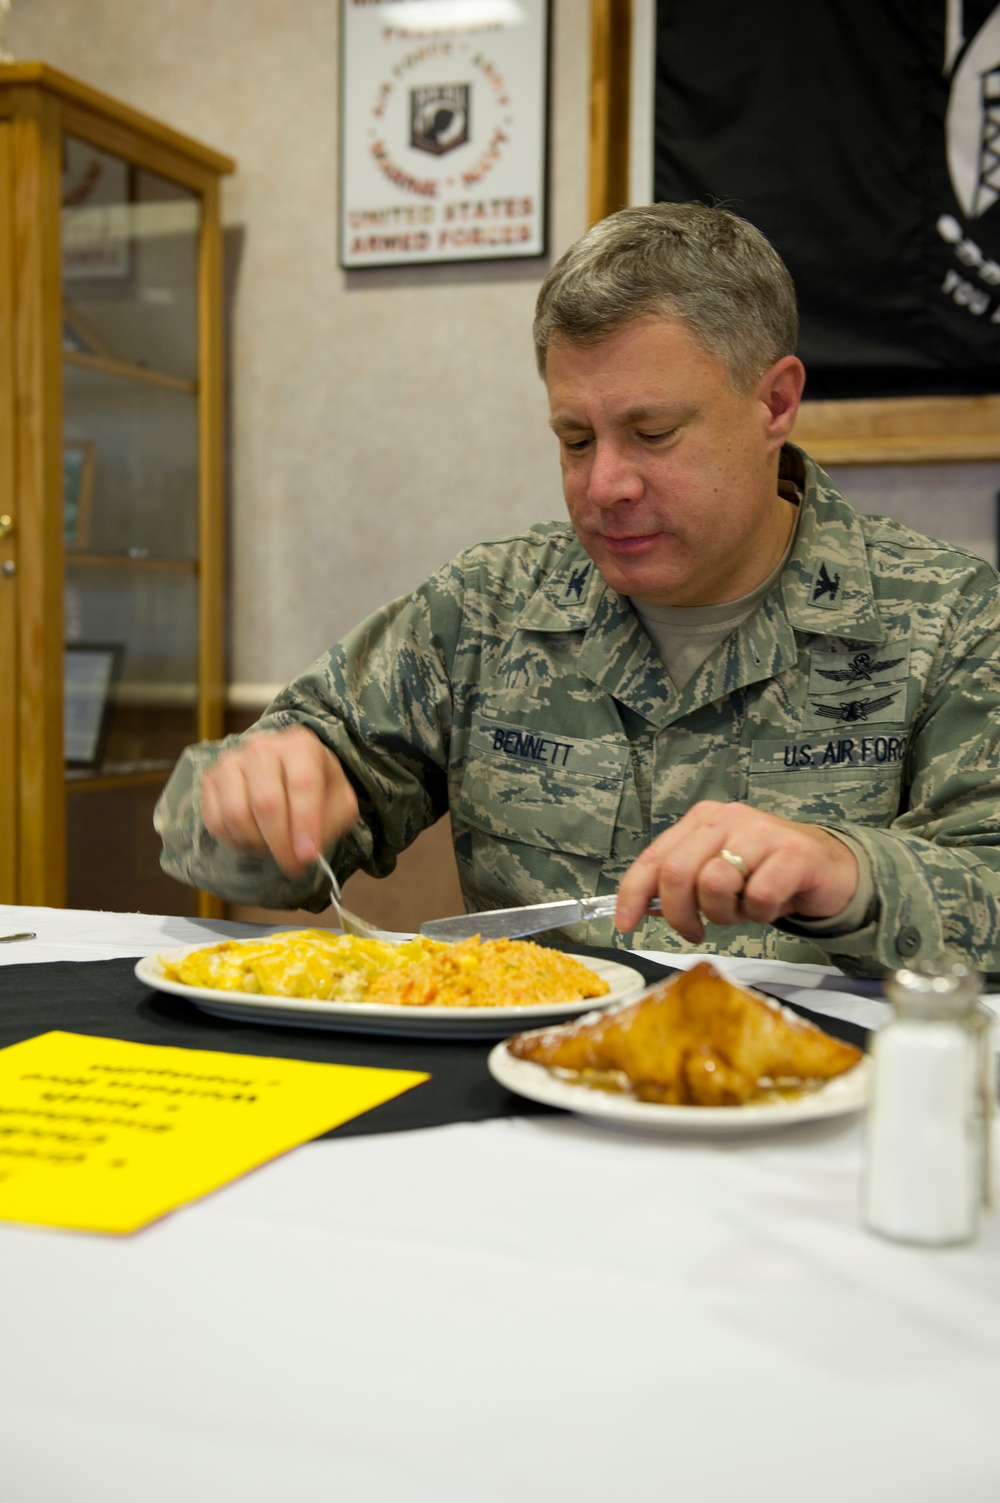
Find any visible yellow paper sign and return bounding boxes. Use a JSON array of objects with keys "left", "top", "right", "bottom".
[{"left": 0, "top": 1032, "right": 428, "bottom": 1234}]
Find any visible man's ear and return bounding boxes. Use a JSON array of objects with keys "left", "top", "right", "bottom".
[{"left": 758, "top": 356, "right": 805, "bottom": 450}]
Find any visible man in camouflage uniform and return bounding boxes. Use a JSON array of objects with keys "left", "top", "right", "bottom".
[{"left": 156, "top": 204, "right": 1000, "bottom": 974}]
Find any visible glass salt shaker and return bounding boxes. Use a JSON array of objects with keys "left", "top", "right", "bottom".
[{"left": 862, "top": 961, "right": 994, "bottom": 1246}]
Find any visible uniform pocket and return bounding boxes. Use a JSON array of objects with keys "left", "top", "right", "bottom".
[
  {"left": 456, "top": 718, "right": 628, "bottom": 859},
  {"left": 747, "top": 731, "right": 907, "bottom": 826},
  {"left": 748, "top": 770, "right": 905, "bottom": 825}
]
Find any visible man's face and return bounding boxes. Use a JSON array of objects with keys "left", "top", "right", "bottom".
[{"left": 545, "top": 316, "right": 798, "bottom": 607}]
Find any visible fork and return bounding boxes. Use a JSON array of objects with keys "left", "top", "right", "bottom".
[{"left": 314, "top": 853, "right": 399, "bottom": 942}]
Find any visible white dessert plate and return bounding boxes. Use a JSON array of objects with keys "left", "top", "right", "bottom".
[
  {"left": 488, "top": 1037, "right": 871, "bottom": 1133},
  {"left": 135, "top": 948, "right": 647, "bottom": 1040}
]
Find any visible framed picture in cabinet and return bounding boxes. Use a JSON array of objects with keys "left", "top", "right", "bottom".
[
  {"left": 63, "top": 642, "right": 124, "bottom": 771},
  {"left": 62, "top": 441, "right": 96, "bottom": 549}
]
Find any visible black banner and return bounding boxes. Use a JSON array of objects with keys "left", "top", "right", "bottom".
[{"left": 654, "top": 1, "right": 1000, "bottom": 397}]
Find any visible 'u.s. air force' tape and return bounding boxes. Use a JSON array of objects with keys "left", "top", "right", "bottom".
[{"left": 750, "top": 732, "right": 908, "bottom": 773}]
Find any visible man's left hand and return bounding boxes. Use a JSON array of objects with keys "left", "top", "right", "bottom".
[{"left": 615, "top": 800, "right": 859, "bottom": 944}]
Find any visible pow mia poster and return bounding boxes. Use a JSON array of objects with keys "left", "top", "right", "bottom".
[
  {"left": 340, "top": 0, "right": 549, "bottom": 268},
  {"left": 654, "top": 0, "right": 1000, "bottom": 397}
]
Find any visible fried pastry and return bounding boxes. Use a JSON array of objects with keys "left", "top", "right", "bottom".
[{"left": 508, "top": 960, "right": 862, "bottom": 1106}]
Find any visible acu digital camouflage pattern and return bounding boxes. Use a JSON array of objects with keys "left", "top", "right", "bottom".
[{"left": 156, "top": 446, "right": 1000, "bottom": 975}]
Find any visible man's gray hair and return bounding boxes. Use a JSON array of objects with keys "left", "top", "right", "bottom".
[{"left": 533, "top": 202, "right": 799, "bottom": 392}]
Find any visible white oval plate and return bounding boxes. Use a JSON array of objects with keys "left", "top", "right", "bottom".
[
  {"left": 135, "top": 948, "right": 647, "bottom": 1040},
  {"left": 488, "top": 1038, "right": 871, "bottom": 1132}
]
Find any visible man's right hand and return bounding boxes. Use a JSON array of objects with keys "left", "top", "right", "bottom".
[{"left": 199, "top": 725, "right": 359, "bottom": 877}]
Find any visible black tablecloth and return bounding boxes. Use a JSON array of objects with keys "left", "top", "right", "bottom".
[{"left": 0, "top": 944, "right": 869, "bottom": 1138}]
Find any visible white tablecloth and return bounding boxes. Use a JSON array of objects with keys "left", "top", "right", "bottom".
[{"left": 0, "top": 905, "right": 997, "bottom": 1503}]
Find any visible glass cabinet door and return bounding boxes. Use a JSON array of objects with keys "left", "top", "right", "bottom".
[{"left": 60, "top": 136, "right": 203, "bottom": 913}]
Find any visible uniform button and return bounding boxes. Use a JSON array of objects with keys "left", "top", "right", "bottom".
[{"left": 896, "top": 925, "right": 921, "bottom": 958}]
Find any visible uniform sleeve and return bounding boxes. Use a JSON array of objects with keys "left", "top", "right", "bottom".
[
  {"left": 154, "top": 557, "right": 467, "bottom": 907},
  {"left": 802, "top": 581, "right": 1000, "bottom": 975}
]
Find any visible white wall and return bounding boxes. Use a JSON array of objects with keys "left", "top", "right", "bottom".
[{"left": 11, "top": 0, "right": 590, "bottom": 691}]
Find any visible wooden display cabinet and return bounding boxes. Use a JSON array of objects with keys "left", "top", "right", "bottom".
[{"left": 0, "top": 63, "right": 234, "bottom": 915}]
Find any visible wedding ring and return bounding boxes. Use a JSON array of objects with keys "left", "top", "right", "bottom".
[{"left": 717, "top": 848, "right": 750, "bottom": 882}]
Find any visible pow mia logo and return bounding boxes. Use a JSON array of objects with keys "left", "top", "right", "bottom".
[
  {"left": 811, "top": 561, "right": 842, "bottom": 605},
  {"left": 816, "top": 650, "right": 906, "bottom": 685},
  {"left": 410, "top": 84, "right": 470, "bottom": 156},
  {"left": 566, "top": 564, "right": 591, "bottom": 600},
  {"left": 811, "top": 692, "right": 899, "bottom": 723}
]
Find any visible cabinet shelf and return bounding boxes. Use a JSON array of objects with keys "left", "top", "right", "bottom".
[
  {"left": 63, "top": 349, "right": 198, "bottom": 395},
  {"left": 65, "top": 764, "right": 176, "bottom": 794},
  {"left": 65, "top": 552, "right": 198, "bottom": 573}
]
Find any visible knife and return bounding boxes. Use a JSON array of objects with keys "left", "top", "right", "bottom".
[{"left": 420, "top": 896, "right": 660, "bottom": 942}]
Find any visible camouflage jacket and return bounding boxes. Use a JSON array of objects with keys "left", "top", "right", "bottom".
[{"left": 156, "top": 446, "right": 1000, "bottom": 974}]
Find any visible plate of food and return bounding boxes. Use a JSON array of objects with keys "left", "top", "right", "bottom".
[
  {"left": 135, "top": 930, "right": 646, "bottom": 1039},
  {"left": 488, "top": 960, "right": 870, "bottom": 1131}
]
